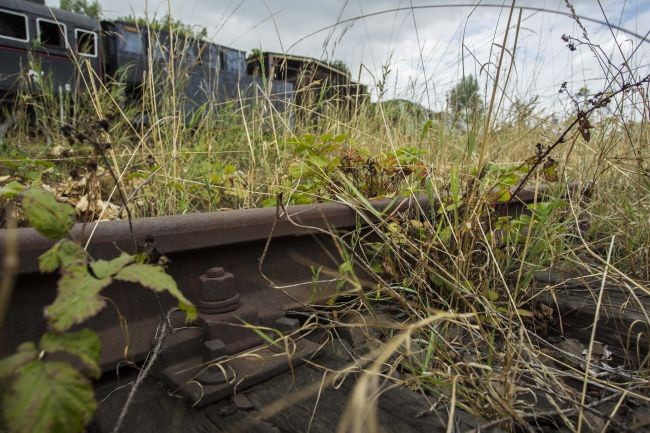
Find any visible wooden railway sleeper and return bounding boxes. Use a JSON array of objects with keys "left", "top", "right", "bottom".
[{"left": 155, "top": 266, "right": 321, "bottom": 407}]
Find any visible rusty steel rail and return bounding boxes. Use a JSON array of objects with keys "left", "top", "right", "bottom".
[
  {"left": 0, "top": 185, "right": 581, "bottom": 383},
  {"left": 0, "top": 195, "right": 420, "bottom": 369}
]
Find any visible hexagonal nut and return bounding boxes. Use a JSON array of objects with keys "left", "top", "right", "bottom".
[
  {"left": 200, "top": 271, "right": 237, "bottom": 302},
  {"left": 202, "top": 338, "right": 227, "bottom": 361},
  {"left": 275, "top": 317, "right": 300, "bottom": 333}
]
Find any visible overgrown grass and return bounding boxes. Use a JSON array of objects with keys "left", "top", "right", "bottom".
[{"left": 1, "top": 5, "right": 649, "bottom": 432}]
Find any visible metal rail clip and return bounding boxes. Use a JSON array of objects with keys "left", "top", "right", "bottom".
[{"left": 155, "top": 266, "right": 320, "bottom": 407}]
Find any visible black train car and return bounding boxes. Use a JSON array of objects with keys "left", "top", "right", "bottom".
[
  {"left": 100, "top": 20, "right": 146, "bottom": 100},
  {"left": 0, "top": 0, "right": 349, "bottom": 124},
  {"left": 247, "top": 51, "right": 367, "bottom": 116},
  {"left": 0, "top": 0, "right": 102, "bottom": 103},
  {"left": 101, "top": 20, "right": 294, "bottom": 120}
]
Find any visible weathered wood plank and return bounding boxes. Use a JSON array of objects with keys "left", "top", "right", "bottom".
[
  {"left": 532, "top": 270, "right": 650, "bottom": 366},
  {"left": 90, "top": 352, "right": 490, "bottom": 433},
  {"left": 90, "top": 371, "right": 279, "bottom": 433}
]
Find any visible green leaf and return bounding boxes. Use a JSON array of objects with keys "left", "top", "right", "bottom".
[
  {"left": 499, "top": 172, "right": 519, "bottom": 187},
  {"left": 493, "top": 188, "right": 512, "bottom": 202},
  {"left": 517, "top": 308, "right": 534, "bottom": 318},
  {"left": 40, "top": 330, "right": 101, "bottom": 378},
  {"left": 38, "top": 245, "right": 61, "bottom": 273},
  {"left": 90, "top": 253, "right": 134, "bottom": 279},
  {"left": 288, "top": 162, "right": 307, "bottom": 179},
  {"left": 0, "top": 180, "right": 24, "bottom": 199},
  {"left": 437, "top": 227, "right": 452, "bottom": 243},
  {"left": 38, "top": 240, "right": 86, "bottom": 273},
  {"left": 0, "top": 342, "right": 37, "bottom": 379},
  {"left": 542, "top": 158, "right": 559, "bottom": 182},
  {"left": 308, "top": 155, "right": 328, "bottom": 168},
  {"left": 56, "top": 240, "right": 86, "bottom": 268},
  {"left": 114, "top": 264, "right": 196, "bottom": 321},
  {"left": 22, "top": 189, "right": 75, "bottom": 240},
  {"left": 261, "top": 197, "right": 277, "bottom": 207},
  {"left": 338, "top": 261, "right": 354, "bottom": 276},
  {"left": 445, "top": 201, "right": 463, "bottom": 212},
  {"left": 332, "top": 133, "right": 349, "bottom": 143},
  {"left": 45, "top": 266, "right": 111, "bottom": 332},
  {"left": 3, "top": 360, "right": 96, "bottom": 433},
  {"left": 543, "top": 165, "right": 559, "bottom": 182},
  {"left": 486, "top": 290, "right": 500, "bottom": 302}
]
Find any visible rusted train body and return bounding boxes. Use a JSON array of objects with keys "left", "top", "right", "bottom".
[{"left": 0, "top": 0, "right": 365, "bottom": 119}]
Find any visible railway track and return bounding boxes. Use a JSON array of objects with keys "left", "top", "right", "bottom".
[
  {"left": 1, "top": 186, "right": 557, "bottom": 370},
  {"left": 9, "top": 183, "right": 642, "bottom": 433},
  {"left": 2, "top": 194, "right": 426, "bottom": 371}
]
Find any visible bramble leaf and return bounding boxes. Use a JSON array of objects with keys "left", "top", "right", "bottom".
[
  {"left": 261, "top": 197, "right": 277, "bottom": 207},
  {"left": 56, "top": 240, "right": 86, "bottom": 268},
  {"left": 38, "top": 240, "right": 86, "bottom": 273},
  {"left": 0, "top": 181, "right": 24, "bottom": 199},
  {"left": 499, "top": 173, "right": 519, "bottom": 187},
  {"left": 114, "top": 264, "right": 196, "bottom": 321},
  {"left": 494, "top": 188, "right": 512, "bottom": 202},
  {"left": 288, "top": 162, "right": 307, "bottom": 179},
  {"left": 542, "top": 159, "right": 559, "bottom": 183},
  {"left": 3, "top": 360, "right": 96, "bottom": 433},
  {"left": 22, "top": 189, "right": 75, "bottom": 240},
  {"left": 90, "top": 253, "right": 134, "bottom": 279},
  {"left": 38, "top": 245, "right": 61, "bottom": 273},
  {"left": 517, "top": 308, "right": 534, "bottom": 318},
  {"left": 44, "top": 266, "right": 111, "bottom": 332},
  {"left": 0, "top": 342, "right": 37, "bottom": 379},
  {"left": 40, "top": 330, "right": 101, "bottom": 378}
]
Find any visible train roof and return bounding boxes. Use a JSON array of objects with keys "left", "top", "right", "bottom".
[
  {"left": 105, "top": 19, "right": 247, "bottom": 55},
  {"left": 0, "top": 0, "right": 99, "bottom": 29},
  {"left": 251, "top": 51, "right": 353, "bottom": 79}
]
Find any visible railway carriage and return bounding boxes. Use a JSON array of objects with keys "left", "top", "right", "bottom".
[
  {"left": 0, "top": 0, "right": 102, "bottom": 103},
  {"left": 101, "top": 19, "right": 294, "bottom": 120},
  {"left": 0, "top": 0, "right": 362, "bottom": 124}
]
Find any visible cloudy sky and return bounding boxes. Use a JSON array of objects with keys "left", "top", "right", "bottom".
[{"left": 50, "top": 0, "right": 650, "bottom": 114}]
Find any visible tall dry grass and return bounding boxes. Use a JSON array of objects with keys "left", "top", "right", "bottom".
[{"left": 1, "top": 3, "right": 649, "bottom": 432}]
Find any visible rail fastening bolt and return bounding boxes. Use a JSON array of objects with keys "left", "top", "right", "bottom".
[
  {"left": 200, "top": 267, "right": 237, "bottom": 302},
  {"left": 198, "top": 266, "right": 240, "bottom": 314}
]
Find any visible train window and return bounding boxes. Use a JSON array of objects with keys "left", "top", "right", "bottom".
[
  {"left": 0, "top": 9, "right": 28, "bottom": 42},
  {"left": 120, "top": 28, "right": 143, "bottom": 54},
  {"left": 208, "top": 44, "right": 221, "bottom": 70},
  {"left": 152, "top": 40, "right": 166, "bottom": 61},
  {"left": 152, "top": 35, "right": 170, "bottom": 62},
  {"left": 222, "top": 49, "right": 245, "bottom": 73},
  {"left": 37, "top": 19, "right": 67, "bottom": 49},
  {"left": 181, "top": 39, "right": 197, "bottom": 65},
  {"left": 75, "top": 29, "right": 97, "bottom": 57},
  {"left": 187, "top": 40, "right": 198, "bottom": 63}
]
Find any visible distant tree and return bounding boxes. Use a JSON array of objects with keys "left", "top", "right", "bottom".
[
  {"left": 577, "top": 86, "right": 590, "bottom": 98},
  {"left": 327, "top": 60, "right": 350, "bottom": 75},
  {"left": 447, "top": 75, "right": 483, "bottom": 126},
  {"left": 117, "top": 14, "right": 207, "bottom": 40},
  {"left": 59, "top": 0, "right": 101, "bottom": 19},
  {"left": 248, "top": 48, "right": 263, "bottom": 61}
]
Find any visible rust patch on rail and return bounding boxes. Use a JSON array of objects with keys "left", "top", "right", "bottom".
[{"left": 0, "top": 184, "right": 586, "bottom": 376}]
